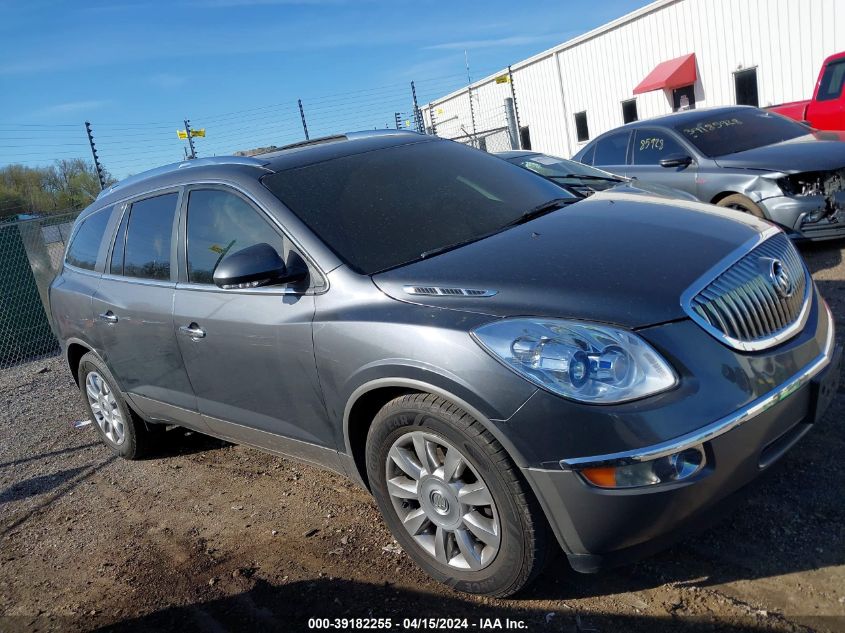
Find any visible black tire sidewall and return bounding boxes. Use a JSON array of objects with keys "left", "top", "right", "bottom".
[
  {"left": 717, "top": 194, "right": 766, "bottom": 218},
  {"left": 366, "top": 402, "right": 532, "bottom": 596},
  {"left": 78, "top": 353, "right": 141, "bottom": 459}
]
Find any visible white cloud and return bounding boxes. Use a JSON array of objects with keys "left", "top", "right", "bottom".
[
  {"left": 34, "top": 100, "right": 111, "bottom": 116},
  {"left": 424, "top": 34, "right": 557, "bottom": 51},
  {"left": 149, "top": 73, "right": 186, "bottom": 88}
]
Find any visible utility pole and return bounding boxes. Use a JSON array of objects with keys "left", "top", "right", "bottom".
[
  {"left": 464, "top": 50, "right": 477, "bottom": 142},
  {"left": 84, "top": 121, "right": 106, "bottom": 190},
  {"left": 411, "top": 81, "right": 424, "bottom": 134},
  {"left": 298, "top": 99, "right": 310, "bottom": 140},
  {"left": 504, "top": 98, "right": 519, "bottom": 150},
  {"left": 508, "top": 65, "right": 522, "bottom": 148},
  {"left": 184, "top": 119, "right": 197, "bottom": 159}
]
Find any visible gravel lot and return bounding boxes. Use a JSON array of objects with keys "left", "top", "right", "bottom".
[{"left": 1, "top": 241, "right": 843, "bottom": 633}]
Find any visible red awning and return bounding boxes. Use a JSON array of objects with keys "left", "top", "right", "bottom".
[{"left": 633, "top": 53, "right": 697, "bottom": 95}]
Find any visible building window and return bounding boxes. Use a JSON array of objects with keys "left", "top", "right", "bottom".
[
  {"left": 672, "top": 86, "right": 696, "bottom": 111},
  {"left": 734, "top": 68, "right": 759, "bottom": 107},
  {"left": 574, "top": 111, "right": 589, "bottom": 142},
  {"left": 622, "top": 99, "right": 638, "bottom": 124},
  {"left": 519, "top": 126, "right": 532, "bottom": 150}
]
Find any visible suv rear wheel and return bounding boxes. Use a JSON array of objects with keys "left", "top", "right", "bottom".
[
  {"left": 78, "top": 352, "right": 160, "bottom": 459},
  {"left": 366, "top": 393, "right": 550, "bottom": 597}
]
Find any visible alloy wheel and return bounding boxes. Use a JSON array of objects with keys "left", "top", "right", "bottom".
[
  {"left": 385, "top": 431, "right": 500, "bottom": 570},
  {"left": 85, "top": 371, "right": 126, "bottom": 446}
]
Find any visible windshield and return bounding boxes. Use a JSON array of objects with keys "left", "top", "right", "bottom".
[
  {"left": 262, "top": 140, "right": 575, "bottom": 274},
  {"left": 676, "top": 109, "right": 809, "bottom": 157},
  {"left": 509, "top": 153, "right": 621, "bottom": 180}
]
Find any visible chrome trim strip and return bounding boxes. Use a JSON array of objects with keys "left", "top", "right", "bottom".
[
  {"left": 680, "top": 227, "right": 810, "bottom": 351},
  {"left": 560, "top": 302, "right": 836, "bottom": 471}
]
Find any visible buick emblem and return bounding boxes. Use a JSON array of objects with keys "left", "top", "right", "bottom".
[
  {"left": 768, "top": 258, "right": 795, "bottom": 299},
  {"left": 429, "top": 490, "right": 450, "bottom": 514}
]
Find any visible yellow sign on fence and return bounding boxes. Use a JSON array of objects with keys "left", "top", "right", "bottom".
[
  {"left": 495, "top": 74, "right": 510, "bottom": 84},
  {"left": 176, "top": 129, "right": 206, "bottom": 139}
]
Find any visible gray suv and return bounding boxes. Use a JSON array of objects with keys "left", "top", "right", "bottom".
[{"left": 50, "top": 131, "right": 841, "bottom": 597}]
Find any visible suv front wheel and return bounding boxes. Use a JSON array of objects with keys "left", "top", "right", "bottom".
[{"left": 366, "top": 393, "right": 550, "bottom": 597}]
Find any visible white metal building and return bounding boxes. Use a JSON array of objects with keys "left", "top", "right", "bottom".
[{"left": 423, "top": 0, "right": 845, "bottom": 157}]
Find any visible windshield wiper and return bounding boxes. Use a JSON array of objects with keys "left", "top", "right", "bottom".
[
  {"left": 553, "top": 174, "right": 621, "bottom": 181},
  {"left": 500, "top": 197, "right": 575, "bottom": 230}
]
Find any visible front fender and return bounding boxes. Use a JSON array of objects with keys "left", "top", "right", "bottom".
[{"left": 342, "top": 372, "right": 536, "bottom": 471}]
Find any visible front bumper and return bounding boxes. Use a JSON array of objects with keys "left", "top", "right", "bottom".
[
  {"left": 520, "top": 303, "right": 841, "bottom": 573},
  {"left": 759, "top": 195, "right": 845, "bottom": 241}
]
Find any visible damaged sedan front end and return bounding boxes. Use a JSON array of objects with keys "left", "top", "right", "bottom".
[
  {"left": 769, "top": 169, "right": 845, "bottom": 238},
  {"left": 576, "top": 106, "right": 845, "bottom": 241}
]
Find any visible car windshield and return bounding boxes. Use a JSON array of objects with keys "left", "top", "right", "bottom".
[
  {"left": 509, "top": 154, "right": 621, "bottom": 180},
  {"left": 262, "top": 140, "right": 575, "bottom": 274},
  {"left": 675, "top": 109, "right": 810, "bottom": 157}
]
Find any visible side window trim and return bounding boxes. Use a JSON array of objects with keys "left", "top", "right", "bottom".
[
  {"left": 632, "top": 128, "right": 696, "bottom": 165},
  {"left": 104, "top": 202, "right": 129, "bottom": 276},
  {"left": 102, "top": 186, "right": 182, "bottom": 284},
  {"left": 64, "top": 205, "right": 119, "bottom": 275},
  {"left": 177, "top": 182, "right": 326, "bottom": 295}
]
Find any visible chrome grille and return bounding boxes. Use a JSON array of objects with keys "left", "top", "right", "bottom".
[{"left": 685, "top": 232, "right": 810, "bottom": 351}]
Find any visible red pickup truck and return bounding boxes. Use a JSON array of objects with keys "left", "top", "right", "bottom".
[{"left": 770, "top": 51, "right": 845, "bottom": 130}]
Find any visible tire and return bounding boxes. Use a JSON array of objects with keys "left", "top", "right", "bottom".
[
  {"left": 366, "top": 393, "right": 550, "bottom": 597},
  {"left": 77, "top": 352, "right": 159, "bottom": 459},
  {"left": 716, "top": 193, "right": 766, "bottom": 218}
]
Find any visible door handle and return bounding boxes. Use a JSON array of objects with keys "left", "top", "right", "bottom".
[
  {"left": 179, "top": 324, "right": 206, "bottom": 339},
  {"left": 98, "top": 311, "right": 118, "bottom": 324}
]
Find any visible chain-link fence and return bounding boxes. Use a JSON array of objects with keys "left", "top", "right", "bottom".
[
  {"left": 0, "top": 211, "right": 79, "bottom": 370},
  {"left": 427, "top": 70, "right": 522, "bottom": 154}
]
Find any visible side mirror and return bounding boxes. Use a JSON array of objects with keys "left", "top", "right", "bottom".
[
  {"left": 213, "top": 243, "right": 305, "bottom": 289},
  {"left": 659, "top": 154, "right": 693, "bottom": 169}
]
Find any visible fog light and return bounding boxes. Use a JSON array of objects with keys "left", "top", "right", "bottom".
[
  {"left": 580, "top": 446, "right": 705, "bottom": 489},
  {"left": 802, "top": 207, "right": 826, "bottom": 224}
]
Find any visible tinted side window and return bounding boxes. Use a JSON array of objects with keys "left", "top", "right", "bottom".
[
  {"left": 66, "top": 208, "right": 112, "bottom": 271},
  {"left": 632, "top": 129, "right": 687, "bottom": 165},
  {"left": 186, "top": 189, "right": 286, "bottom": 284},
  {"left": 818, "top": 59, "right": 845, "bottom": 102},
  {"left": 109, "top": 206, "right": 129, "bottom": 275},
  {"left": 593, "top": 132, "right": 630, "bottom": 165},
  {"left": 578, "top": 144, "right": 596, "bottom": 166},
  {"left": 123, "top": 193, "right": 177, "bottom": 281}
]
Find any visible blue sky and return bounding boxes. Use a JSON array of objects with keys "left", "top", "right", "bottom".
[{"left": 0, "top": 0, "right": 647, "bottom": 177}]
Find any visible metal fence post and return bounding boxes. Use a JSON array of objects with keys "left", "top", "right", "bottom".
[
  {"left": 504, "top": 98, "right": 519, "bottom": 150},
  {"left": 298, "top": 99, "right": 310, "bottom": 140}
]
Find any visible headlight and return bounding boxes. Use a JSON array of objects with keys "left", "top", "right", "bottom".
[{"left": 472, "top": 318, "right": 678, "bottom": 404}]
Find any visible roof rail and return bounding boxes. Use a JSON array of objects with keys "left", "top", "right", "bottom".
[
  {"left": 279, "top": 135, "right": 348, "bottom": 151},
  {"left": 97, "top": 155, "right": 269, "bottom": 199},
  {"left": 278, "top": 129, "right": 423, "bottom": 152}
]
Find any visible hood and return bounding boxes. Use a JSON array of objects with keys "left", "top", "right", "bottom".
[
  {"left": 610, "top": 179, "right": 699, "bottom": 201},
  {"left": 713, "top": 135, "right": 845, "bottom": 172},
  {"left": 372, "top": 193, "right": 769, "bottom": 329}
]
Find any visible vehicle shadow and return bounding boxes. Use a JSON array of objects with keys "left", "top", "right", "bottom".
[
  {"left": 0, "top": 465, "right": 88, "bottom": 504},
  {"left": 145, "top": 427, "right": 231, "bottom": 459},
  {"left": 797, "top": 239, "right": 843, "bottom": 275},
  {"left": 0, "top": 440, "right": 100, "bottom": 469},
  {"left": 86, "top": 577, "right": 781, "bottom": 633}
]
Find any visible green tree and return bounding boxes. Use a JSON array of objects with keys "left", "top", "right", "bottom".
[{"left": 0, "top": 159, "right": 116, "bottom": 221}]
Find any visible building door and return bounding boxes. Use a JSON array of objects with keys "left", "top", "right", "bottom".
[{"left": 672, "top": 85, "right": 696, "bottom": 111}]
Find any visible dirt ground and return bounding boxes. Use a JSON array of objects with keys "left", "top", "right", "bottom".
[{"left": 1, "top": 241, "right": 844, "bottom": 633}]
